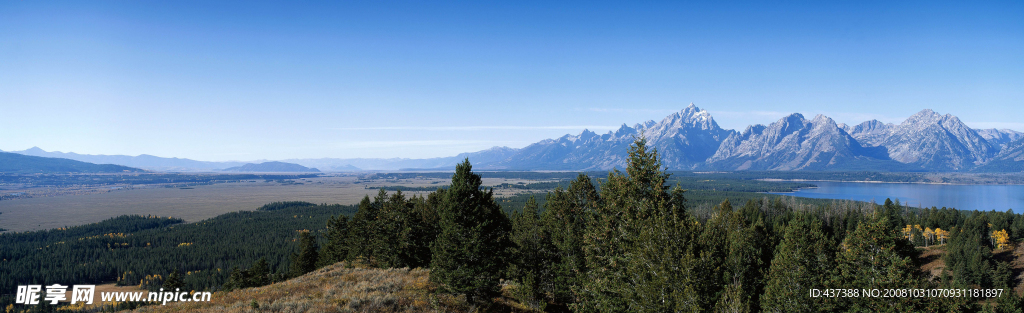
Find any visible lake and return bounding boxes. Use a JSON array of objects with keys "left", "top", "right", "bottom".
[{"left": 768, "top": 181, "right": 1024, "bottom": 212}]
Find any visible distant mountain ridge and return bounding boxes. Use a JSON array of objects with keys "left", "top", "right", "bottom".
[
  {"left": 488, "top": 104, "right": 734, "bottom": 170},
  {"left": 876, "top": 110, "right": 994, "bottom": 171},
  {"left": 8, "top": 104, "right": 1023, "bottom": 172},
  {"left": 974, "top": 137, "right": 1024, "bottom": 172},
  {"left": 977, "top": 129, "right": 1024, "bottom": 150},
  {"left": 0, "top": 152, "right": 143, "bottom": 174},
  {"left": 11, "top": 147, "right": 245, "bottom": 172},
  {"left": 223, "top": 162, "right": 320, "bottom": 173},
  {"left": 706, "top": 114, "right": 896, "bottom": 171}
]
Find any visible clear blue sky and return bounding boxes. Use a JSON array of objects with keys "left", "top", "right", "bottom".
[{"left": 2, "top": 1, "right": 1021, "bottom": 161}]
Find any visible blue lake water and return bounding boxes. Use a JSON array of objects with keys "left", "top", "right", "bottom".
[{"left": 768, "top": 181, "right": 1024, "bottom": 212}]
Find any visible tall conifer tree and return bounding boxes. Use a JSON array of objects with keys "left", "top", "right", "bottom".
[
  {"left": 831, "top": 216, "right": 921, "bottom": 311},
  {"left": 318, "top": 215, "right": 349, "bottom": 267},
  {"left": 577, "top": 136, "right": 697, "bottom": 312},
  {"left": 290, "top": 231, "right": 319, "bottom": 277},
  {"left": 542, "top": 173, "right": 600, "bottom": 305},
  {"left": 761, "top": 218, "right": 835, "bottom": 313},
  {"left": 430, "top": 159, "right": 511, "bottom": 304}
]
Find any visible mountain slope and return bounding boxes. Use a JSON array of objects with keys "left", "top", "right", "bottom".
[
  {"left": 492, "top": 103, "right": 734, "bottom": 170},
  {"left": 705, "top": 114, "right": 896, "bottom": 171},
  {"left": 973, "top": 138, "right": 1024, "bottom": 172},
  {"left": 223, "top": 161, "right": 320, "bottom": 173},
  {"left": 847, "top": 120, "right": 894, "bottom": 146},
  {"left": 977, "top": 128, "right": 1024, "bottom": 152},
  {"left": 877, "top": 110, "right": 996, "bottom": 171},
  {"left": 11, "top": 147, "right": 244, "bottom": 171},
  {"left": 0, "top": 152, "right": 144, "bottom": 173}
]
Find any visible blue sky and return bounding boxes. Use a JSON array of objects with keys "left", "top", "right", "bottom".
[{"left": 1, "top": 1, "right": 1021, "bottom": 161}]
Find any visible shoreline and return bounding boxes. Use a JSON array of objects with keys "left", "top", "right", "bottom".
[{"left": 758, "top": 178, "right": 1024, "bottom": 186}]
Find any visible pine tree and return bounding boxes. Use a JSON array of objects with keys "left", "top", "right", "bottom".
[
  {"left": 318, "top": 215, "right": 349, "bottom": 267},
  {"left": 249, "top": 257, "right": 270, "bottom": 286},
  {"left": 945, "top": 215, "right": 994, "bottom": 287},
  {"left": 832, "top": 216, "right": 922, "bottom": 312},
  {"left": 404, "top": 194, "right": 440, "bottom": 268},
  {"left": 715, "top": 217, "right": 769, "bottom": 313},
  {"left": 761, "top": 218, "right": 835, "bottom": 313},
  {"left": 991, "top": 261, "right": 1014, "bottom": 290},
  {"left": 162, "top": 269, "right": 184, "bottom": 291},
  {"left": 507, "top": 196, "right": 555, "bottom": 311},
  {"left": 222, "top": 258, "right": 271, "bottom": 291},
  {"left": 346, "top": 194, "right": 380, "bottom": 263},
  {"left": 290, "top": 231, "right": 319, "bottom": 277},
  {"left": 879, "top": 198, "right": 905, "bottom": 234},
  {"left": 429, "top": 158, "right": 511, "bottom": 305},
  {"left": 373, "top": 190, "right": 410, "bottom": 268},
  {"left": 221, "top": 266, "right": 244, "bottom": 291},
  {"left": 991, "top": 290, "right": 1024, "bottom": 313},
  {"left": 577, "top": 136, "right": 698, "bottom": 312},
  {"left": 541, "top": 173, "right": 600, "bottom": 305}
]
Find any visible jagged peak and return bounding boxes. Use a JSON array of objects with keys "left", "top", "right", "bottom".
[
  {"left": 916, "top": 108, "right": 938, "bottom": 116},
  {"left": 940, "top": 113, "right": 963, "bottom": 124},
  {"left": 614, "top": 124, "right": 636, "bottom": 137},
  {"left": 579, "top": 129, "right": 598, "bottom": 138},
  {"left": 778, "top": 113, "right": 806, "bottom": 124},
  {"left": 680, "top": 103, "right": 710, "bottom": 117},
  {"left": 905, "top": 109, "right": 943, "bottom": 125},
  {"left": 741, "top": 124, "right": 767, "bottom": 136},
  {"left": 860, "top": 119, "right": 879, "bottom": 125},
  {"left": 810, "top": 114, "right": 839, "bottom": 128}
]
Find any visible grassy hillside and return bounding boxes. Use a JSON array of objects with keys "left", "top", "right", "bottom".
[
  {"left": 127, "top": 264, "right": 468, "bottom": 313},
  {"left": 0, "top": 152, "right": 143, "bottom": 173}
]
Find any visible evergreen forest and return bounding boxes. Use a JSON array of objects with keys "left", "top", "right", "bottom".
[{"left": 3, "top": 138, "right": 1024, "bottom": 312}]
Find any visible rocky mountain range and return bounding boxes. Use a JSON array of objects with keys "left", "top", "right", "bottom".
[
  {"left": 977, "top": 128, "right": 1024, "bottom": 150},
  {"left": 489, "top": 104, "right": 734, "bottom": 170},
  {"left": 6, "top": 104, "right": 1023, "bottom": 172},
  {"left": 476, "top": 105, "right": 1021, "bottom": 172},
  {"left": 705, "top": 114, "right": 891, "bottom": 171}
]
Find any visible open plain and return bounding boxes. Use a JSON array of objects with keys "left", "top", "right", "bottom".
[{"left": 0, "top": 175, "right": 554, "bottom": 232}]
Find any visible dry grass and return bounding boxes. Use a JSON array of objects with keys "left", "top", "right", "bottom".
[
  {"left": 919, "top": 245, "right": 947, "bottom": 280},
  {"left": 1010, "top": 243, "right": 1024, "bottom": 295},
  {"left": 0, "top": 177, "right": 406, "bottom": 232},
  {"left": 0, "top": 176, "right": 553, "bottom": 232},
  {"left": 126, "top": 263, "right": 475, "bottom": 313}
]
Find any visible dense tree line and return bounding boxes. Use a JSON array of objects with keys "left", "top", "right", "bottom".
[
  {"left": 0, "top": 205, "right": 357, "bottom": 309},
  {"left": 310, "top": 137, "right": 1024, "bottom": 312}
]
